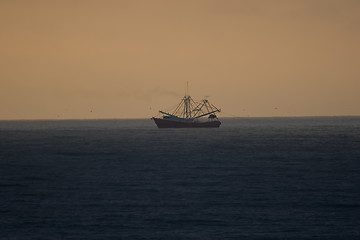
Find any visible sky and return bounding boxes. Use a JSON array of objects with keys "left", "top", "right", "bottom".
[{"left": 1, "top": 0, "right": 359, "bottom": 120}]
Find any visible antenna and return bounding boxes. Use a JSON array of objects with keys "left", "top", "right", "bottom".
[
  {"left": 187, "top": 81, "right": 189, "bottom": 96},
  {"left": 185, "top": 81, "right": 189, "bottom": 97}
]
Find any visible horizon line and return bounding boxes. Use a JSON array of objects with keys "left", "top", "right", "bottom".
[{"left": 1, "top": 114, "right": 360, "bottom": 122}]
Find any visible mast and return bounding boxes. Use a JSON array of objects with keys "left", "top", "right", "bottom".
[{"left": 184, "top": 81, "right": 190, "bottom": 118}]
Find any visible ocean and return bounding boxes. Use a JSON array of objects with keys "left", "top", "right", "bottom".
[{"left": 1, "top": 117, "right": 359, "bottom": 239}]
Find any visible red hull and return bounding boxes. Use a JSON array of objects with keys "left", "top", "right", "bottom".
[{"left": 152, "top": 118, "right": 221, "bottom": 128}]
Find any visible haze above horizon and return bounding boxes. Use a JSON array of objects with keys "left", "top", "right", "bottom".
[{"left": 1, "top": 0, "right": 359, "bottom": 120}]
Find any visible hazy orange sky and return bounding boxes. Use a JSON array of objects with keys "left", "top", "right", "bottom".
[{"left": 1, "top": 0, "right": 359, "bottom": 120}]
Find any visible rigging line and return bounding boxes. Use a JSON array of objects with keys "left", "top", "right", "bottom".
[
  {"left": 220, "top": 110, "right": 242, "bottom": 118},
  {"left": 173, "top": 99, "right": 184, "bottom": 115},
  {"left": 204, "top": 101, "right": 211, "bottom": 113},
  {"left": 163, "top": 102, "right": 181, "bottom": 112},
  {"left": 210, "top": 103, "right": 220, "bottom": 112},
  {"left": 193, "top": 109, "right": 220, "bottom": 119},
  {"left": 192, "top": 101, "right": 204, "bottom": 117}
]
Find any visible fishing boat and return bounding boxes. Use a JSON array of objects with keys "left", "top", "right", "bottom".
[{"left": 151, "top": 88, "right": 221, "bottom": 128}]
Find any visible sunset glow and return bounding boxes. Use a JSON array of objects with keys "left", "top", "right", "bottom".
[{"left": 1, "top": 0, "right": 359, "bottom": 119}]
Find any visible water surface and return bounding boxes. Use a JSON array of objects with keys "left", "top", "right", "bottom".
[{"left": 1, "top": 117, "right": 359, "bottom": 239}]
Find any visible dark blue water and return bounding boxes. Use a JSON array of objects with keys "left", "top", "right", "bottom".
[{"left": 1, "top": 117, "right": 360, "bottom": 239}]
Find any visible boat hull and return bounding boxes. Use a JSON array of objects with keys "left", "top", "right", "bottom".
[{"left": 152, "top": 118, "right": 221, "bottom": 128}]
